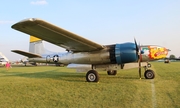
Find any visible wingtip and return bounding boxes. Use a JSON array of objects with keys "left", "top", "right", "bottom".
[{"left": 11, "top": 18, "right": 40, "bottom": 29}]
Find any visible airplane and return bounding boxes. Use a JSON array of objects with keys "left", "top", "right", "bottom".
[
  {"left": 0, "top": 52, "right": 9, "bottom": 66},
  {"left": 163, "top": 56, "right": 180, "bottom": 63},
  {"left": 11, "top": 18, "right": 169, "bottom": 82}
]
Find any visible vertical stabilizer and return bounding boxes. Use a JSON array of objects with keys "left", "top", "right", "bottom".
[{"left": 29, "top": 36, "right": 46, "bottom": 55}]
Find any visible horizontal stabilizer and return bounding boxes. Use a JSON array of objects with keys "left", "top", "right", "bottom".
[{"left": 11, "top": 50, "right": 42, "bottom": 58}]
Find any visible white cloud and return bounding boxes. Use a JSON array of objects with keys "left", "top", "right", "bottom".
[
  {"left": 30, "top": 0, "right": 48, "bottom": 5},
  {"left": 0, "top": 20, "right": 14, "bottom": 24}
]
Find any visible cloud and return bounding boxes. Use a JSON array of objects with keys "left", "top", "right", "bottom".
[
  {"left": 30, "top": 0, "right": 48, "bottom": 5},
  {"left": 0, "top": 20, "right": 14, "bottom": 24}
]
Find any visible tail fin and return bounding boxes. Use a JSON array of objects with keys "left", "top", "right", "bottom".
[{"left": 29, "top": 36, "right": 47, "bottom": 55}]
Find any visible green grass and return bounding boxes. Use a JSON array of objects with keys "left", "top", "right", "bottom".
[{"left": 0, "top": 62, "right": 180, "bottom": 108}]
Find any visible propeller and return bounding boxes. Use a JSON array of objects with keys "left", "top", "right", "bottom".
[{"left": 134, "top": 38, "right": 142, "bottom": 79}]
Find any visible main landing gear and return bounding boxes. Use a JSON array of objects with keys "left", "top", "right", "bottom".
[
  {"left": 86, "top": 70, "right": 99, "bottom": 82},
  {"left": 86, "top": 69, "right": 117, "bottom": 82},
  {"left": 86, "top": 64, "right": 100, "bottom": 82}
]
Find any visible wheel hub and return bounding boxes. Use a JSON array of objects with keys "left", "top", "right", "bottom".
[
  {"left": 147, "top": 72, "right": 153, "bottom": 78},
  {"left": 88, "top": 73, "right": 96, "bottom": 81}
]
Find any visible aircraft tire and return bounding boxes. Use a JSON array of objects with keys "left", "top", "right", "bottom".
[
  {"left": 86, "top": 70, "right": 99, "bottom": 82},
  {"left": 144, "top": 69, "right": 155, "bottom": 79},
  {"left": 107, "top": 70, "right": 117, "bottom": 75}
]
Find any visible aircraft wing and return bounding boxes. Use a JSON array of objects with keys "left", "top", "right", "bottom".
[
  {"left": 12, "top": 18, "right": 104, "bottom": 52},
  {"left": 11, "top": 50, "right": 42, "bottom": 58}
]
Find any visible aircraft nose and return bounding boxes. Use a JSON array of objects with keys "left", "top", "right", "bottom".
[
  {"left": 147, "top": 46, "right": 169, "bottom": 60},
  {"left": 163, "top": 47, "right": 170, "bottom": 56},
  {"left": 155, "top": 47, "right": 168, "bottom": 57}
]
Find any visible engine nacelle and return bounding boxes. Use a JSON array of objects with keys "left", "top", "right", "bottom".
[{"left": 109, "top": 43, "right": 138, "bottom": 64}]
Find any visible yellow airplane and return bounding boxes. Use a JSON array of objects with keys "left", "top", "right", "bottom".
[{"left": 11, "top": 18, "right": 169, "bottom": 82}]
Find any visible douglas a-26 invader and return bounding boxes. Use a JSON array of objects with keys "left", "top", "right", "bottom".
[{"left": 11, "top": 18, "right": 169, "bottom": 82}]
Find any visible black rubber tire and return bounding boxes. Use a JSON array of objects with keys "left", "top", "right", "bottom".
[
  {"left": 144, "top": 69, "right": 155, "bottom": 79},
  {"left": 107, "top": 70, "right": 117, "bottom": 75},
  {"left": 107, "top": 70, "right": 112, "bottom": 75},
  {"left": 86, "top": 70, "right": 99, "bottom": 82},
  {"left": 113, "top": 70, "right": 117, "bottom": 75}
]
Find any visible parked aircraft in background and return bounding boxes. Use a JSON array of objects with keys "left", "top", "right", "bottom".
[
  {"left": 163, "top": 57, "right": 180, "bottom": 63},
  {"left": 11, "top": 18, "right": 169, "bottom": 82},
  {"left": 0, "top": 52, "right": 9, "bottom": 66}
]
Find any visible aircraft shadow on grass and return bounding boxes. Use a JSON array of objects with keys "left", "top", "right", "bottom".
[
  {"left": 102, "top": 74, "right": 144, "bottom": 80},
  {"left": 0, "top": 69, "right": 86, "bottom": 82},
  {"left": 0, "top": 69, "right": 141, "bottom": 82}
]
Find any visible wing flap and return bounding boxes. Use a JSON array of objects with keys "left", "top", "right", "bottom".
[
  {"left": 12, "top": 18, "right": 104, "bottom": 52},
  {"left": 12, "top": 50, "right": 42, "bottom": 58}
]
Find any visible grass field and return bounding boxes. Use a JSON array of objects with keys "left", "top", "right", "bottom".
[{"left": 0, "top": 62, "right": 180, "bottom": 108}]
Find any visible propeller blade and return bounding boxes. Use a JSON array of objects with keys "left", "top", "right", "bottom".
[
  {"left": 134, "top": 38, "right": 142, "bottom": 79},
  {"left": 134, "top": 38, "right": 139, "bottom": 53}
]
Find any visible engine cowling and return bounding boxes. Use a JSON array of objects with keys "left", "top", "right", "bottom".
[{"left": 109, "top": 43, "right": 138, "bottom": 64}]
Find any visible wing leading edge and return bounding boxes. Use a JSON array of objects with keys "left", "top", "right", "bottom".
[{"left": 12, "top": 18, "right": 104, "bottom": 52}]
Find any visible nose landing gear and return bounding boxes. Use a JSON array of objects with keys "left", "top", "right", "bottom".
[{"left": 143, "top": 63, "right": 155, "bottom": 79}]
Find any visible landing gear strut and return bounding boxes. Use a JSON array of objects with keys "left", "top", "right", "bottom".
[{"left": 142, "top": 63, "right": 155, "bottom": 79}]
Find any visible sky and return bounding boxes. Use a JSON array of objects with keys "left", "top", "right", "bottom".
[{"left": 0, "top": 0, "right": 180, "bottom": 61}]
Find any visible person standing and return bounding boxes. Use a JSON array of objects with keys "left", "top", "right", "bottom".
[{"left": 5, "top": 62, "right": 11, "bottom": 70}]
